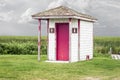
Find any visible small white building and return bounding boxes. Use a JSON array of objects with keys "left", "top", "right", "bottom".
[{"left": 32, "top": 6, "right": 96, "bottom": 63}]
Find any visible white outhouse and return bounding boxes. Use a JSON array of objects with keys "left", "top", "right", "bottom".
[{"left": 32, "top": 6, "right": 96, "bottom": 62}]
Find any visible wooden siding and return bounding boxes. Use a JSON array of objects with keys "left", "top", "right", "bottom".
[
  {"left": 80, "top": 21, "right": 93, "bottom": 60},
  {"left": 79, "top": 20, "right": 93, "bottom": 61},
  {"left": 71, "top": 19, "right": 78, "bottom": 62},
  {"left": 48, "top": 19, "right": 69, "bottom": 61},
  {"left": 48, "top": 19, "right": 93, "bottom": 62},
  {"left": 48, "top": 31, "right": 56, "bottom": 61}
]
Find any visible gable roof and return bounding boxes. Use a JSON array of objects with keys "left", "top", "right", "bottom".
[{"left": 32, "top": 6, "right": 96, "bottom": 21}]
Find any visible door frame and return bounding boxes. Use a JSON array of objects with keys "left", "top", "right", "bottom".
[{"left": 55, "top": 23, "right": 69, "bottom": 61}]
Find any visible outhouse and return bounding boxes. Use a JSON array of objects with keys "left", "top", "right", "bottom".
[{"left": 32, "top": 6, "right": 96, "bottom": 63}]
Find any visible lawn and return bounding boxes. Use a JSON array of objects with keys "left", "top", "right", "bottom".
[{"left": 0, "top": 55, "right": 120, "bottom": 80}]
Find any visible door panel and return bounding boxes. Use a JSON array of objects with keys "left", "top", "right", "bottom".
[{"left": 56, "top": 23, "right": 69, "bottom": 61}]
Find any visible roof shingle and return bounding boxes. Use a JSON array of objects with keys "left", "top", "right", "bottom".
[{"left": 32, "top": 6, "right": 96, "bottom": 21}]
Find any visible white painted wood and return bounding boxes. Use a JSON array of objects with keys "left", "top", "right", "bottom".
[
  {"left": 33, "top": 16, "right": 96, "bottom": 22},
  {"left": 47, "top": 19, "right": 49, "bottom": 61},
  {"left": 49, "top": 19, "right": 78, "bottom": 62},
  {"left": 71, "top": 19, "right": 78, "bottom": 62},
  {"left": 48, "top": 19, "right": 94, "bottom": 62},
  {"left": 69, "top": 19, "right": 72, "bottom": 63},
  {"left": 48, "top": 19, "right": 69, "bottom": 61},
  {"left": 48, "top": 19, "right": 56, "bottom": 61},
  {"left": 38, "top": 19, "right": 41, "bottom": 61},
  {"left": 79, "top": 20, "right": 93, "bottom": 61},
  {"left": 48, "top": 34, "right": 56, "bottom": 61}
]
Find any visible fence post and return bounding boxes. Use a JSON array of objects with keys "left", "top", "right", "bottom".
[
  {"left": 109, "top": 47, "right": 112, "bottom": 54},
  {"left": 38, "top": 19, "right": 41, "bottom": 62}
]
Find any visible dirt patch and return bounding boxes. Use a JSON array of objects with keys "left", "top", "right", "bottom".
[
  {"left": 35, "top": 78, "right": 48, "bottom": 80},
  {"left": 112, "top": 78, "right": 120, "bottom": 80},
  {"left": 82, "top": 77, "right": 100, "bottom": 80},
  {"left": 35, "top": 79, "right": 47, "bottom": 80}
]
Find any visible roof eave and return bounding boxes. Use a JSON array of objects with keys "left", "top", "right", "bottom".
[{"left": 32, "top": 16, "right": 96, "bottom": 22}]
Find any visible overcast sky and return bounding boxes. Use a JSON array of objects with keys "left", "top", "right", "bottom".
[{"left": 0, "top": 0, "right": 120, "bottom": 36}]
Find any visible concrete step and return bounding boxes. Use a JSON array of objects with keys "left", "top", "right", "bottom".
[{"left": 111, "top": 54, "right": 120, "bottom": 60}]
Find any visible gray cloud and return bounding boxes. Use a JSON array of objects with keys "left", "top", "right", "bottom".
[
  {"left": 47, "top": 0, "right": 90, "bottom": 13},
  {"left": 0, "top": 10, "right": 15, "bottom": 22},
  {"left": 0, "top": 0, "right": 120, "bottom": 36},
  {"left": 0, "top": 0, "right": 6, "bottom": 7},
  {"left": 18, "top": 8, "right": 35, "bottom": 24}
]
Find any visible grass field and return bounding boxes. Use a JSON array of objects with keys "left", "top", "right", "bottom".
[
  {"left": 0, "top": 36, "right": 120, "bottom": 80},
  {"left": 0, "top": 55, "right": 120, "bottom": 80},
  {"left": 0, "top": 36, "right": 47, "bottom": 55},
  {"left": 94, "top": 37, "right": 120, "bottom": 54}
]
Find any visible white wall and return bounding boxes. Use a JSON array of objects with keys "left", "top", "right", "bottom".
[
  {"left": 70, "top": 19, "right": 78, "bottom": 62},
  {"left": 48, "top": 21, "right": 56, "bottom": 61},
  {"left": 48, "top": 19, "right": 93, "bottom": 62},
  {"left": 48, "top": 18, "right": 79, "bottom": 62},
  {"left": 48, "top": 19, "right": 69, "bottom": 61},
  {"left": 79, "top": 20, "right": 93, "bottom": 61}
]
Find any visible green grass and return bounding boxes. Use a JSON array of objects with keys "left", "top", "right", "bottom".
[
  {"left": 0, "top": 36, "right": 120, "bottom": 79},
  {"left": 0, "top": 55, "right": 120, "bottom": 80}
]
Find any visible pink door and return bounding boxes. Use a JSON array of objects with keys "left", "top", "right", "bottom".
[{"left": 56, "top": 23, "right": 69, "bottom": 61}]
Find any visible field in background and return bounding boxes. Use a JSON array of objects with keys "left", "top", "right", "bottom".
[
  {"left": 0, "top": 36, "right": 46, "bottom": 55},
  {"left": 0, "top": 36, "right": 120, "bottom": 55},
  {"left": 94, "top": 37, "right": 120, "bottom": 54}
]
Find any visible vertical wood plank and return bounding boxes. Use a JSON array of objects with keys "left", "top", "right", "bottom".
[
  {"left": 78, "top": 19, "right": 80, "bottom": 61},
  {"left": 69, "top": 18, "right": 72, "bottom": 63},
  {"left": 38, "top": 19, "right": 41, "bottom": 61},
  {"left": 47, "top": 19, "right": 49, "bottom": 60}
]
